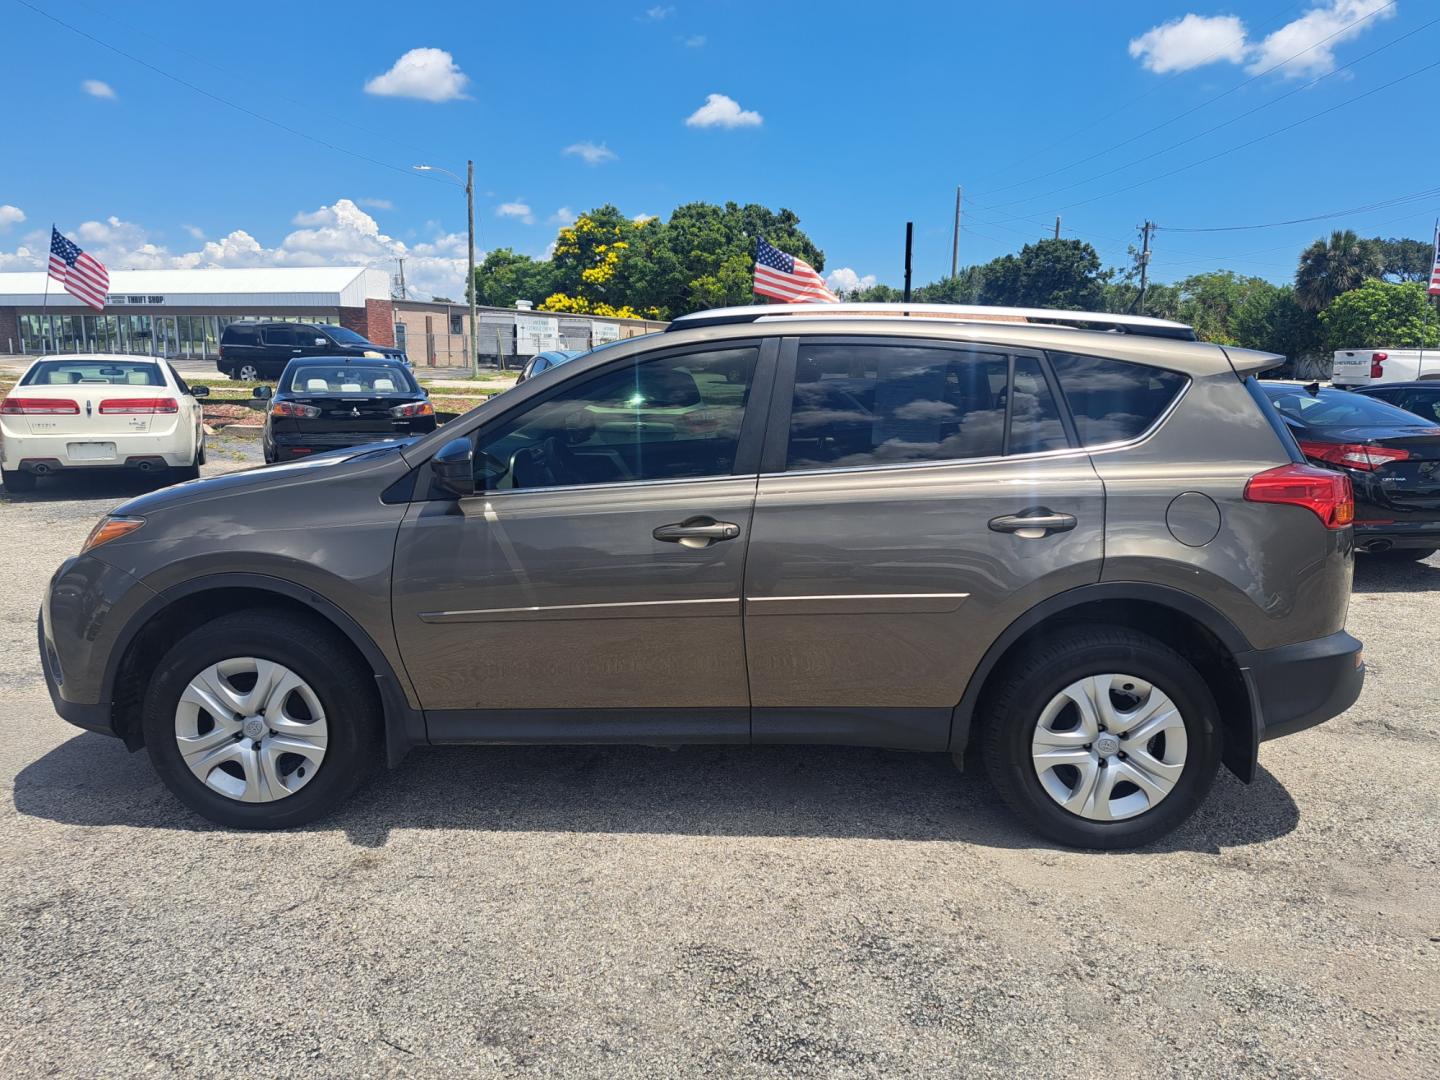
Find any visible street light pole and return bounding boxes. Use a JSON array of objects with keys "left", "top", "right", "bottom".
[
  {"left": 466, "top": 159, "right": 477, "bottom": 377},
  {"left": 414, "top": 161, "right": 480, "bottom": 376}
]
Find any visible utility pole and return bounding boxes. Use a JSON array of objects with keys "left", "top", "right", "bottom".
[
  {"left": 466, "top": 159, "right": 478, "bottom": 377},
  {"left": 1137, "top": 220, "right": 1154, "bottom": 315},
  {"left": 950, "top": 186, "right": 963, "bottom": 279},
  {"left": 395, "top": 257, "right": 407, "bottom": 300},
  {"left": 904, "top": 221, "right": 914, "bottom": 303},
  {"left": 1054, "top": 216, "right": 1062, "bottom": 240}
]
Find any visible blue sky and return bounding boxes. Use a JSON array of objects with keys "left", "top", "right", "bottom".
[{"left": 0, "top": 0, "right": 1434, "bottom": 298}]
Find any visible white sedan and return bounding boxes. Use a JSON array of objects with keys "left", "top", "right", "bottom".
[{"left": 1, "top": 355, "right": 208, "bottom": 493}]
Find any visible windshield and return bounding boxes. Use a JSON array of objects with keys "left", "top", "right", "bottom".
[
  {"left": 1263, "top": 385, "right": 1425, "bottom": 428},
  {"left": 287, "top": 364, "right": 417, "bottom": 394},
  {"left": 318, "top": 325, "right": 370, "bottom": 345},
  {"left": 22, "top": 360, "right": 164, "bottom": 386}
]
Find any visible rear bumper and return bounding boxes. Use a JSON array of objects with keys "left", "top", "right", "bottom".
[
  {"left": 269, "top": 430, "right": 432, "bottom": 462},
  {"left": 2, "top": 430, "right": 193, "bottom": 470},
  {"left": 1354, "top": 520, "right": 1440, "bottom": 550},
  {"left": 1238, "top": 630, "right": 1364, "bottom": 744}
]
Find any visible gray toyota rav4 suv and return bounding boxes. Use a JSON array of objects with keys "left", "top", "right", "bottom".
[{"left": 39, "top": 304, "right": 1364, "bottom": 848}]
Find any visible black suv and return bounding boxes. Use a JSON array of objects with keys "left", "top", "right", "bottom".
[{"left": 218, "top": 322, "right": 406, "bottom": 381}]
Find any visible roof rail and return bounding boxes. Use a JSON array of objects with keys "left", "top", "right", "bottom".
[{"left": 668, "top": 302, "right": 1197, "bottom": 341}]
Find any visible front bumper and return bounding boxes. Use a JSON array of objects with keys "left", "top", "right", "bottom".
[
  {"left": 1238, "top": 629, "right": 1364, "bottom": 744},
  {"left": 38, "top": 610, "right": 117, "bottom": 736}
]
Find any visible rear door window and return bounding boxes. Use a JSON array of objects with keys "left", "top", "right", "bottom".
[
  {"left": 1048, "top": 353, "right": 1188, "bottom": 447},
  {"left": 262, "top": 326, "right": 295, "bottom": 348},
  {"left": 785, "top": 341, "right": 1067, "bottom": 470}
]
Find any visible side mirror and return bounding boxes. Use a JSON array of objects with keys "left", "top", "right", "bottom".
[
  {"left": 431, "top": 437, "right": 477, "bottom": 498},
  {"left": 192, "top": 385, "right": 210, "bottom": 398},
  {"left": 252, "top": 385, "right": 272, "bottom": 400}
]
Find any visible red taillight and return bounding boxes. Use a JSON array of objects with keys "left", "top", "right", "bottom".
[
  {"left": 1245, "top": 463, "right": 1354, "bottom": 529},
  {"left": 272, "top": 401, "right": 321, "bottom": 418},
  {"left": 1370, "top": 352, "right": 1387, "bottom": 378},
  {"left": 1298, "top": 439, "right": 1410, "bottom": 472},
  {"left": 1, "top": 397, "right": 80, "bottom": 415},
  {"left": 98, "top": 397, "right": 179, "bottom": 414},
  {"left": 388, "top": 401, "right": 434, "bottom": 418}
]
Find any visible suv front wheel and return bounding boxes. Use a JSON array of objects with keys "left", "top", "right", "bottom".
[
  {"left": 981, "top": 626, "right": 1220, "bottom": 849},
  {"left": 141, "top": 610, "right": 380, "bottom": 828}
]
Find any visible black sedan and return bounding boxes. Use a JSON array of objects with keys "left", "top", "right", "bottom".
[
  {"left": 258, "top": 357, "right": 436, "bottom": 464},
  {"left": 1353, "top": 380, "right": 1440, "bottom": 424},
  {"left": 1262, "top": 382, "right": 1440, "bottom": 559}
]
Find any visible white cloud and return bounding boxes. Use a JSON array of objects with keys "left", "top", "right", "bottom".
[
  {"left": 685, "top": 93, "right": 763, "bottom": 129},
  {"left": 1130, "top": 2, "right": 1396, "bottom": 78},
  {"left": 1128, "top": 14, "right": 1247, "bottom": 74},
  {"left": 357, "top": 197, "right": 394, "bottom": 210},
  {"left": 0, "top": 199, "right": 470, "bottom": 300},
  {"left": 0, "top": 205, "right": 25, "bottom": 230},
  {"left": 563, "top": 140, "right": 618, "bottom": 165},
  {"left": 1247, "top": 0, "right": 1397, "bottom": 77},
  {"left": 683, "top": 35, "right": 706, "bottom": 48},
  {"left": 825, "top": 267, "right": 877, "bottom": 295},
  {"left": 364, "top": 47, "right": 469, "bottom": 102},
  {"left": 81, "top": 79, "right": 116, "bottom": 99},
  {"left": 496, "top": 201, "right": 535, "bottom": 225},
  {"left": 549, "top": 207, "right": 577, "bottom": 225},
  {"left": 633, "top": 213, "right": 657, "bottom": 224},
  {"left": 183, "top": 224, "right": 205, "bottom": 240},
  {"left": 642, "top": 5, "right": 673, "bottom": 20}
]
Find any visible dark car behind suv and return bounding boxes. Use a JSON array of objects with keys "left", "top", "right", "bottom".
[
  {"left": 218, "top": 321, "right": 406, "bottom": 380},
  {"left": 41, "top": 303, "right": 1364, "bottom": 848},
  {"left": 259, "top": 357, "right": 436, "bottom": 463}
]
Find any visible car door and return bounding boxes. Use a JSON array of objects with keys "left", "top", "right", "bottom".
[
  {"left": 742, "top": 335, "right": 1105, "bottom": 750},
  {"left": 260, "top": 325, "right": 297, "bottom": 377},
  {"left": 391, "top": 338, "right": 777, "bottom": 741}
]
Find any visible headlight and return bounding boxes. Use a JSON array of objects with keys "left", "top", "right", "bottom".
[{"left": 81, "top": 516, "right": 145, "bottom": 554}]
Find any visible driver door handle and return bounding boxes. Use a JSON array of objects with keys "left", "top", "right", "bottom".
[
  {"left": 653, "top": 517, "right": 741, "bottom": 549},
  {"left": 989, "top": 508, "right": 1077, "bottom": 537}
]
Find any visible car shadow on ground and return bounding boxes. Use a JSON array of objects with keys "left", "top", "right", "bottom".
[
  {"left": 0, "top": 470, "right": 174, "bottom": 503},
  {"left": 13, "top": 734, "right": 1299, "bottom": 855},
  {"left": 1353, "top": 554, "right": 1440, "bottom": 592}
]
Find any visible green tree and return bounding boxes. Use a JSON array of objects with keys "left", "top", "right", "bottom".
[
  {"left": 969, "top": 239, "right": 1107, "bottom": 309},
  {"left": 1232, "top": 283, "right": 1321, "bottom": 363},
  {"left": 1372, "top": 237, "right": 1433, "bottom": 283},
  {"left": 1169, "top": 271, "right": 1271, "bottom": 343},
  {"left": 1295, "top": 229, "right": 1383, "bottom": 312},
  {"left": 470, "top": 248, "right": 556, "bottom": 308},
  {"left": 1319, "top": 280, "right": 1440, "bottom": 352}
]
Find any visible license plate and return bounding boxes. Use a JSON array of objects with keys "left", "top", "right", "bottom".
[{"left": 67, "top": 442, "right": 117, "bottom": 461}]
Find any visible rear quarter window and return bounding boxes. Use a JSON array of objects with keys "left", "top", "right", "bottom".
[
  {"left": 1049, "top": 352, "right": 1188, "bottom": 446},
  {"left": 223, "top": 325, "right": 259, "bottom": 346}
]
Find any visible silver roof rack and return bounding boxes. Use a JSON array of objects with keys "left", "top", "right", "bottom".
[{"left": 668, "top": 302, "right": 1197, "bottom": 341}]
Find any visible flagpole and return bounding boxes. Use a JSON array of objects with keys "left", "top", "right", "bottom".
[
  {"left": 1424, "top": 218, "right": 1438, "bottom": 378},
  {"left": 39, "top": 225, "right": 54, "bottom": 355}
]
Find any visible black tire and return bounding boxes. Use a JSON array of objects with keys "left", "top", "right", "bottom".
[
  {"left": 2, "top": 469, "right": 36, "bottom": 493},
  {"left": 1367, "top": 546, "right": 1435, "bottom": 562},
  {"left": 141, "top": 610, "right": 381, "bottom": 829},
  {"left": 196, "top": 435, "right": 207, "bottom": 467},
  {"left": 980, "top": 626, "right": 1221, "bottom": 850}
]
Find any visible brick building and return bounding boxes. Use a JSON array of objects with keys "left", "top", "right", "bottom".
[{"left": 0, "top": 266, "right": 395, "bottom": 360}]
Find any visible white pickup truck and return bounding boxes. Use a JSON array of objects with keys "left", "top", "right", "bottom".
[{"left": 1332, "top": 348, "right": 1438, "bottom": 388}]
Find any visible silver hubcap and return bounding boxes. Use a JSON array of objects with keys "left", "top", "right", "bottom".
[
  {"left": 239, "top": 365, "right": 259, "bottom": 380},
  {"left": 1031, "top": 674, "right": 1188, "bottom": 822},
  {"left": 174, "top": 658, "right": 328, "bottom": 803}
]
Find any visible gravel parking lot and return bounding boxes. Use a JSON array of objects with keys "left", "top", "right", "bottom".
[{"left": 0, "top": 441, "right": 1436, "bottom": 1078}]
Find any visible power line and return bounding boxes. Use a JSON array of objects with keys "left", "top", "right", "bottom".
[
  {"left": 964, "top": 1, "right": 1308, "bottom": 190},
  {"left": 1050, "top": 57, "right": 1440, "bottom": 213},
  {"left": 973, "top": 15, "right": 1436, "bottom": 214},
  {"left": 970, "top": 0, "right": 1398, "bottom": 201},
  {"left": 12, "top": 0, "right": 449, "bottom": 187},
  {"left": 1160, "top": 186, "right": 1440, "bottom": 232}
]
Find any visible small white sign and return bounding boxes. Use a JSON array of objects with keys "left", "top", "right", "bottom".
[
  {"left": 590, "top": 321, "right": 621, "bottom": 345},
  {"left": 515, "top": 314, "right": 560, "bottom": 355}
]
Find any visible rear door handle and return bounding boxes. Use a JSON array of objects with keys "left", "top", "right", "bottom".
[
  {"left": 653, "top": 516, "right": 742, "bottom": 549},
  {"left": 989, "top": 508, "right": 1077, "bottom": 538}
]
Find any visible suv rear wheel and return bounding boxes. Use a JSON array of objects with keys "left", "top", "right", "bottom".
[
  {"left": 234, "top": 363, "right": 261, "bottom": 381},
  {"left": 980, "top": 626, "right": 1220, "bottom": 849},
  {"left": 141, "top": 610, "right": 380, "bottom": 828}
]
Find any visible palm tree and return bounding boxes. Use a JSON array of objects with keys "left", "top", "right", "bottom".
[{"left": 1295, "top": 230, "right": 1382, "bottom": 312}]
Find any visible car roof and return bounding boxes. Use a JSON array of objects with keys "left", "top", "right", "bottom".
[{"left": 282, "top": 355, "right": 408, "bottom": 366}]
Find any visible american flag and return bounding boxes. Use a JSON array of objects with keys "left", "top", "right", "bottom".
[
  {"left": 1429, "top": 220, "right": 1440, "bottom": 297},
  {"left": 753, "top": 238, "right": 837, "bottom": 304},
  {"left": 48, "top": 227, "right": 109, "bottom": 311}
]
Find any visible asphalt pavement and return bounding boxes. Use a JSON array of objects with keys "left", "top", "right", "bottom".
[{"left": 0, "top": 442, "right": 1435, "bottom": 1078}]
